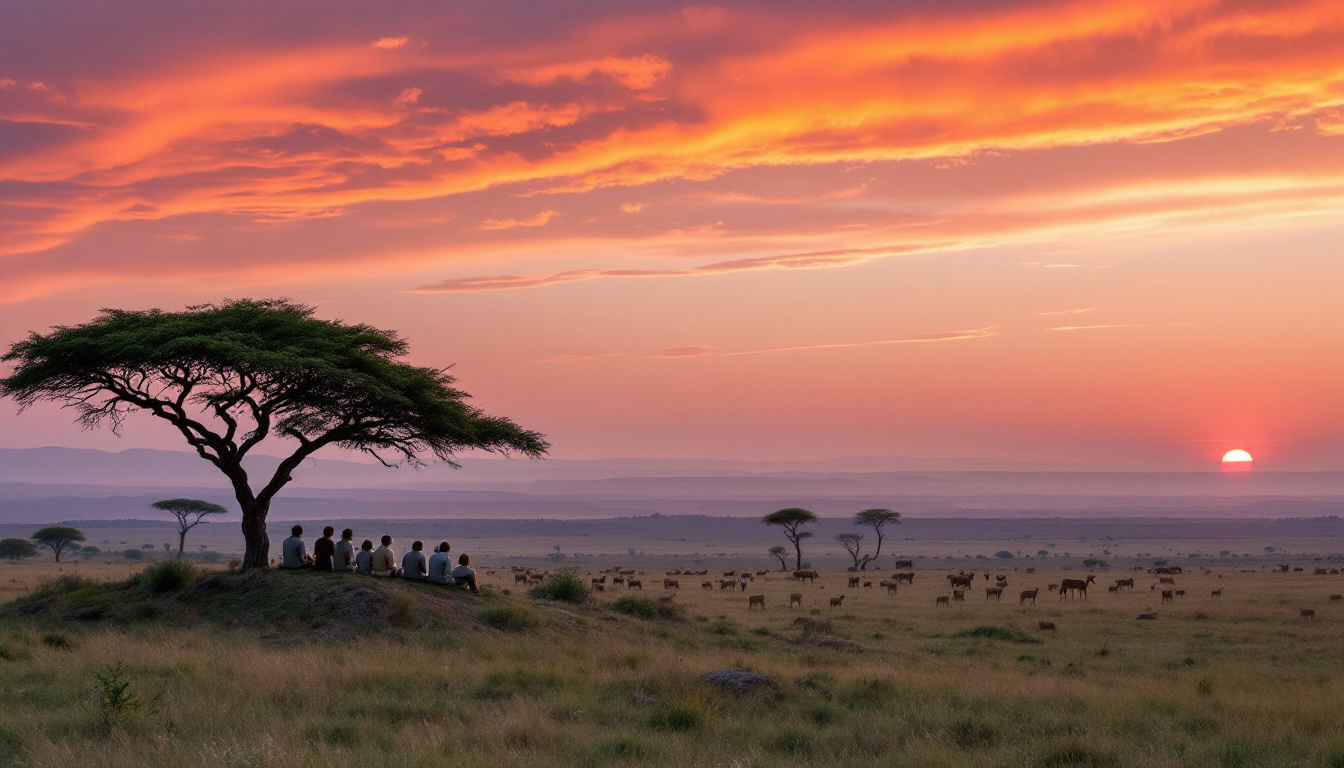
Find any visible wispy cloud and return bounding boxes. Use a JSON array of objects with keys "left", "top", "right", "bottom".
[
  {"left": 1044, "top": 322, "right": 1192, "bottom": 332},
  {"left": 373, "top": 37, "right": 408, "bottom": 49},
  {"left": 1035, "top": 307, "right": 1099, "bottom": 316},
  {"left": 478, "top": 210, "right": 559, "bottom": 231},
  {"left": 545, "top": 327, "right": 998, "bottom": 362}
]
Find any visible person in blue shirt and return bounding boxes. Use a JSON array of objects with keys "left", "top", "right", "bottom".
[
  {"left": 450, "top": 553, "right": 478, "bottom": 592},
  {"left": 280, "top": 525, "right": 309, "bottom": 569},
  {"left": 427, "top": 542, "right": 454, "bottom": 585},
  {"left": 401, "top": 540, "right": 428, "bottom": 581}
]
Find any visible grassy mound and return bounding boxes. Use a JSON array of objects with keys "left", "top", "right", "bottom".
[
  {"left": 950, "top": 625, "right": 1042, "bottom": 644},
  {"left": 0, "top": 566, "right": 497, "bottom": 638}
]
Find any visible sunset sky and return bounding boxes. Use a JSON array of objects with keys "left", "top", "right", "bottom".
[{"left": 2, "top": 0, "right": 1343, "bottom": 469}]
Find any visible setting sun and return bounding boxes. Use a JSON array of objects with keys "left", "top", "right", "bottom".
[{"left": 1221, "top": 449, "right": 1254, "bottom": 472}]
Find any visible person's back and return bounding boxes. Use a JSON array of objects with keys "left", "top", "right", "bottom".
[
  {"left": 334, "top": 530, "right": 357, "bottom": 573},
  {"left": 450, "top": 554, "right": 478, "bottom": 592},
  {"left": 355, "top": 540, "right": 375, "bottom": 575},
  {"left": 281, "top": 525, "right": 308, "bottom": 569},
  {"left": 402, "top": 540, "right": 428, "bottom": 580},
  {"left": 372, "top": 535, "right": 398, "bottom": 576},
  {"left": 312, "top": 526, "right": 336, "bottom": 572},
  {"left": 427, "top": 542, "right": 453, "bottom": 584}
]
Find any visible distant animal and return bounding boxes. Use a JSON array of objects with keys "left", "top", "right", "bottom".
[
  {"left": 952, "top": 590, "right": 965, "bottom": 602},
  {"left": 701, "top": 581, "right": 713, "bottom": 590},
  {"left": 886, "top": 583, "right": 899, "bottom": 595},
  {"left": 1301, "top": 608, "right": 1316, "bottom": 620},
  {"left": 594, "top": 584, "right": 605, "bottom": 592},
  {"left": 740, "top": 580, "right": 750, "bottom": 592},
  {"left": 996, "top": 578, "right": 1008, "bottom": 588},
  {"left": 986, "top": 587, "right": 1003, "bottom": 601},
  {"left": 749, "top": 595, "right": 766, "bottom": 609},
  {"left": 719, "top": 580, "right": 735, "bottom": 590},
  {"left": 895, "top": 572, "right": 915, "bottom": 585},
  {"left": 1137, "top": 613, "right": 1158, "bottom": 620},
  {"left": 1211, "top": 589, "right": 1222, "bottom": 597},
  {"left": 663, "top": 579, "right": 680, "bottom": 590},
  {"left": 849, "top": 577, "right": 861, "bottom": 587},
  {"left": 627, "top": 579, "right": 642, "bottom": 590},
  {"left": 863, "top": 581, "right": 872, "bottom": 588},
  {"left": 794, "top": 570, "right": 819, "bottom": 583},
  {"left": 1161, "top": 590, "right": 1173, "bottom": 603},
  {"left": 1059, "top": 576, "right": 1097, "bottom": 600},
  {"left": 1020, "top": 588, "right": 1039, "bottom": 605},
  {"left": 1175, "top": 590, "right": 1185, "bottom": 598},
  {"left": 591, "top": 577, "right": 605, "bottom": 587},
  {"left": 1330, "top": 595, "right": 1342, "bottom": 602},
  {"left": 724, "top": 570, "right": 736, "bottom": 577},
  {"left": 830, "top": 595, "right": 845, "bottom": 607},
  {"left": 936, "top": 595, "right": 950, "bottom": 607},
  {"left": 613, "top": 577, "right": 625, "bottom": 585},
  {"left": 514, "top": 574, "right": 528, "bottom": 584},
  {"left": 790, "top": 593, "right": 803, "bottom": 608},
  {"left": 893, "top": 560, "right": 913, "bottom": 569},
  {"left": 948, "top": 575, "right": 973, "bottom": 589},
  {"left": 1115, "top": 578, "right": 1134, "bottom": 591},
  {"left": 1107, "top": 585, "right": 1118, "bottom": 593},
  {"left": 1038, "top": 621, "right": 1056, "bottom": 631}
]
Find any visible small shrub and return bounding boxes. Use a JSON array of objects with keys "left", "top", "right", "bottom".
[
  {"left": 609, "top": 596, "right": 658, "bottom": 619},
  {"left": 389, "top": 591, "right": 419, "bottom": 628},
  {"left": 473, "top": 668, "right": 562, "bottom": 701},
  {"left": 90, "top": 661, "right": 141, "bottom": 734},
  {"left": 477, "top": 605, "right": 540, "bottom": 632},
  {"left": 1037, "top": 740, "right": 1116, "bottom": 767},
  {"left": 771, "top": 727, "right": 817, "bottom": 755},
  {"left": 0, "top": 726, "right": 22, "bottom": 758},
  {"left": 1197, "top": 678, "right": 1214, "bottom": 696},
  {"left": 42, "top": 633, "right": 74, "bottom": 650},
  {"left": 530, "top": 568, "right": 589, "bottom": 604},
  {"left": 141, "top": 559, "right": 196, "bottom": 593},
  {"left": 123, "top": 549, "right": 145, "bottom": 561},
  {"left": 952, "top": 626, "right": 1041, "bottom": 644},
  {"left": 649, "top": 701, "right": 705, "bottom": 731},
  {"left": 710, "top": 616, "right": 738, "bottom": 636},
  {"left": 806, "top": 702, "right": 837, "bottom": 725},
  {"left": 593, "top": 736, "right": 655, "bottom": 759},
  {"left": 840, "top": 678, "right": 897, "bottom": 710},
  {"left": 951, "top": 716, "right": 999, "bottom": 748},
  {"left": 0, "top": 642, "right": 33, "bottom": 662},
  {"left": 303, "top": 720, "right": 361, "bottom": 746}
]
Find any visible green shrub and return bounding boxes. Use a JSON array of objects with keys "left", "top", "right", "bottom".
[
  {"left": 141, "top": 559, "right": 196, "bottom": 593},
  {"left": 1037, "top": 740, "right": 1116, "bottom": 767},
  {"left": 530, "top": 568, "right": 590, "bottom": 604},
  {"left": 42, "top": 633, "right": 74, "bottom": 650},
  {"left": 123, "top": 549, "right": 145, "bottom": 560},
  {"left": 771, "top": 727, "right": 817, "bottom": 755},
  {"left": 609, "top": 596, "right": 658, "bottom": 618},
  {"left": 472, "top": 668, "right": 562, "bottom": 701},
  {"left": 952, "top": 626, "right": 1041, "bottom": 644},
  {"left": 649, "top": 701, "right": 705, "bottom": 731},
  {"left": 0, "top": 642, "right": 33, "bottom": 662},
  {"left": 593, "top": 736, "right": 655, "bottom": 759},
  {"left": 951, "top": 716, "right": 999, "bottom": 748},
  {"left": 303, "top": 719, "right": 361, "bottom": 746},
  {"left": 477, "top": 605, "right": 540, "bottom": 632}
]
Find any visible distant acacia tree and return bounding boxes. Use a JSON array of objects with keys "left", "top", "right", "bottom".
[
  {"left": 152, "top": 498, "right": 228, "bottom": 558},
  {"left": 763, "top": 507, "right": 818, "bottom": 570},
  {"left": 0, "top": 538, "right": 38, "bottom": 560},
  {"left": 852, "top": 508, "right": 900, "bottom": 570},
  {"left": 1, "top": 299, "right": 548, "bottom": 570},
  {"left": 835, "top": 533, "right": 864, "bottom": 570},
  {"left": 32, "top": 526, "right": 85, "bottom": 562},
  {"left": 767, "top": 545, "right": 789, "bottom": 571}
]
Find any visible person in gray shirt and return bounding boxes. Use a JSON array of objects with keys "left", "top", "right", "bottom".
[
  {"left": 280, "top": 525, "right": 309, "bottom": 569},
  {"left": 402, "top": 540, "right": 428, "bottom": 581},
  {"left": 333, "top": 528, "right": 357, "bottom": 573},
  {"left": 354, "top": 539, "right": 375, "bottom": 575},
  {"left": 450, "top": 553, "right": 478, "bottom": 592},
  {"left": 427, "top": 542, "right": 453, "bottom": 584}
]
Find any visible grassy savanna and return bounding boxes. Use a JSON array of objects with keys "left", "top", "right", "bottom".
[{"left": 3, "top": 559, "right": 1344, "bottom": 767}]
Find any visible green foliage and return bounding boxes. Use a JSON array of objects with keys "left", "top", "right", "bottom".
[
  {"left": 30, "top": 526, "right": 85, "bottom": 562},
  {"left": 79, "top": 546, "right": 101, "bottom": 555},
  {"left": 951, "top": 716, "right": 999, "bottom": 748},
  {"left": 593, "top": 736, "right": 655, "bottom": 759},
  {"left": 477, "top": 605, "right": 541, "bottom": 632},
  {"left": 952, "top": 626, "right": 1042, "bottom": 644},
  {"left": 763, "top": 507, "right": 819, "bottom": 527},
  {"left": 0, "top": 642, "right": 32, "bottom": 661},
  {"left": 42, "top": 633, "right": 75, "bottom": 650},
  {"left": 122, "top": 549, "right": 145, "bottom": 561},
  {"left": 771, "top": 727, "right": 817, "bottom": 754},
  {"left": 140, "top": 559, "right": 197, "bottom": 594},
  {"left": 472, "top": 668, "right": 561, "bottom": 701},
  {"left": 530, "top": 568, "right": 590, "bottom": 604},
  {"left": 649, "top": 701, "right": 705, "bottom": 731},
  {"left": 1037, "top": 740, "right": 1116, "bottom": 767},
  {"left": 0, "top": 538, "right": 37, "bottom": 559},
  {"left": 609, "top": 596, "right": 658, "bottom": 619},
  {"left": 90, "top": 662, "right": 140, "bottom": 734},
  {"left": 995, "top": 550, "right": 1014, "bottom": 559}
]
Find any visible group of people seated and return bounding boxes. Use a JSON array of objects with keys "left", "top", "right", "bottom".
[{"left": 279, "top": 525, "right": 478, "bottom": 592}]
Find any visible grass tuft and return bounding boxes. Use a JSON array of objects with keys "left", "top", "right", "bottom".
[
  {"left": 140, "top": 559, "right": 196, "bottom": 594},
  {"left": 609, "top": 596, "right": 658, "bottom": 618},
  {"left": 648, "top": 701, "right": 706, "bottom": 731},
  {"left": 529, "top": 568, "right": 590, "bottom": 604},
  {"left": 771, "top": 727, "right": 817, "bottom": 755},
  {"left": 477, "top": 604, "right": 540, "bottom": 632},
  {"left": 952, "top": 625, "right": 1042, "bottom": 644}
]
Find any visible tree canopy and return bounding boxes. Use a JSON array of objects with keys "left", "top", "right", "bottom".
[
  {"left": 835, "top": 532, "right": 864, "bottom": 570},
  {"left": 763, "top": 507, "right": 818, "bottom": 570},
  {"left": 0, "top": 538, "right": 38, "bottom": 560},
  {"left": 767, "top": 545, "right": 788, "bottom": 571},
  {"left": 852, "top": 508, "right": 901, "bottom": 570},
  {"left": 2, "top": 299, "right": 548, "bottom": 569},
  {"left": 31, "top": 526, "right": 85, "bottom": 562},
  {"left": 152, "top": 498, "right": 229, "bottom": 558}
]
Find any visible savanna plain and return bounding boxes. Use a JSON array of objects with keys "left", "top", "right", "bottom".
[{"left": 3, "top": 550, "right": 1344, "bottom": 768}]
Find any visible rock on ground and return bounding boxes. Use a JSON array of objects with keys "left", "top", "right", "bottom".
[{"left": 701, "top": 668, "right": 780, "bottom": 693}]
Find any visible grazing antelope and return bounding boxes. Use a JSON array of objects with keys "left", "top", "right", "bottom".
[
  {"left": 864, "top": 581, "right": 873, "bottom": 588},
  {"left": 1211, "top": 589, "right": 1222, "bottom": 597},
  {"left": 1175, "top": 590, "right": 1185, "bottom": 598},
  {"left": 790, "top": 593, "right": 803, "bottom": 608},
  {"left": 719, "top": 579, "right": 735, "bottom": 590},
  {"left": 613, "top": 577, "right": 625, "bottom": 585},
  {"left": 1115, "top": 578, "right": 1135, "bottom": 591},
  {"left": 514, "top": 574, "right": 528, "bottom": 585},
  {"left": 1161, "top": 590, "right": 1173, "bottom": 603},
  {"left": 1038, "top": 621, "right": 1056, "bottom": 631},
  {"left": 1059, "top": 576, "right": 1097, "bottom": 600},
  {"left": 1301, "top": 608, "right": 1316, "bottom": 620},
  {"left": 936, "top": 595, "right": 950, "bottom": 607},
  {"left": 663, "top": 579, "right": 680, "bottom": 590},
  {"left": 948, "top": 575, "right": 973, "bottom": 589},
  {"left": 701, "top": 581, "right": 713, "bottom": 590},
  {"left": 986, "top": 587, "right": 1003, "bottom": 601},
  {"left": 627, "top": 579, "right": 642, "bottom": 590},
  {"left": 793, "top": 570, "right": 819, "bottom": 583},
  {"left": 895, "top": 572, "right": 915, "bottom": 585},
  {"left": 952, "top": 590, "right": 965, "bottom": 602},
  {"left": 849, "top": 577, "right": 861, "bottom": 588},
  {"left": 724, "top": 570, "right": 736, "bottom": 577},
  {"left": 749, "top": 595, "right": 766, "bottom": 609},
  {"left": 1020, "top": 588, "right": 1040, "bottom": 605},
  {"left": 830, "top": 595, "right": 845, "bottom": 607},
  {"left": 886, "top": 583, "right": 899, "bottom": 595}
]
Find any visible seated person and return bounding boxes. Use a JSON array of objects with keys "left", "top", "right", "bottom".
[
  {"left": 280, "top": 525, "right": 310, "bottom": 569},
  {"left": 450, "top": 553, "right": 479, "bottom": 593},
  {"left": 312, "top": 526, "right": 336, "bottom": 571},
  {"left": 427, "top": 542, "right": 453, "bottom": 585},
  {"left": 371, "top": 535, "right": 400, "bottom": 576},
  {"left": 333, "top": 529, "right": 357, "bottom": 573},
  {"left": 354, "top": 539, "right": 375, "bottom": 575},
  {"left": 402, "top": 540, "right": 428, "bottom": 581}
]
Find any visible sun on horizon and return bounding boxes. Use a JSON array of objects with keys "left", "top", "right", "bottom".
[{"left": 1221, "top": 449, "right": 1254, "bottom": 472}]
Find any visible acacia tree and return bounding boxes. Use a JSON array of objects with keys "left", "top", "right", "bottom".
[
  {"left": 32, "top": 526, "right": 84, "bottom": 562},
  {"left": 152, "top": 498, "right": 228, "bottom": 558},
  {"left": 767, "top": 545, "right": 789, "bottom": 571},
  {"left": 835, "top": 532, "right": 864, "bottom": 571},
  {"left": 0, "top": 538, "right": 38, "bottom": 560},
  {"left": 763, "top": 507, "right": 818, "bottom": 570},
  {"left": 1, "top": 299, "right": 548, "bottom": 570},
  {"left": 853, "top": 508, "right": 901, "bottom": 571}
]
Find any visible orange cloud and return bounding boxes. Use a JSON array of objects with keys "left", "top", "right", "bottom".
[{"left": 478, "top": 210, "right": 559, "bottom": 231}]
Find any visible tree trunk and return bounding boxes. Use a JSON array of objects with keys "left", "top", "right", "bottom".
[
  {"left": 793, "top": 538, "right": 803, "bottom": 570},
  {"left": 177, "top": 529, "right": 187, "bottom": 559},
  {"left": 240, "top": 500, "right": 271, "bottom": 571}
]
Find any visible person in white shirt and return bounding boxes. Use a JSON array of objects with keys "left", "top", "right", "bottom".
[
  {"left": 371, "top": 535, "right": 400, "bottom": 576},
  {"left": 450, "top": 553, "right": 478, "bottom": 593},
  {"left": 402, "top": 540, "right": 428, "bottom": 580},
  {"left": 280, "top": 525, "right": 309, "bottom": 569},
  {"left": 427, "top": 542, "right": 453, "bottom": 585},
  {"left": 333, "top": 528, "right": 357, "bottom": 573},
  {"left": 354, "top": 539, "right": 375, "bottom": 575}
]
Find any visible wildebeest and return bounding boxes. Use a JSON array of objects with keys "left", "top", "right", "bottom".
[
  {"left": 1175, "top": 590, "right": 1185, "bottom": 598},
  {"left": 1301, "top": 608, "right": 1316, "bottom": 620},
  {"left": 864, "top": 581, "right": 872, "bottom": 588},
  {"left": 1159, "top": 576, "right": 1175, "bottom": 585},
  {"left": 952, "top": 590, "right": 965, "bottom": 602},
  {"left": 1330, "top": 594, "right": 1342, "bottom": 601},
  {"left": 627, "top": 579, "right": 642, "bottom": 590},
  {"left": 1038, "top": 621, "right": 1056, "bottom": 631},
  {"left": 701, "top": 581, "right": 714, "bottom": 590},
  {"left": 986, "top": 587, "right": 1003, "bottom": 601},
  {"left": 1059, "top": 576, "right": 1097, "bottom": 600},
  {"left": 1211, "top": 588, "right": 1222, "bottom": 597},
  {"left": 749, "top": 595, "right": 765, "bottom": 609},
  {"left": 893, "top": 560, "right": 913, "bottom": 569},
  {"left": 1115, "top": 578, "right": 1135, "bottom": 591},
  {"left": 936, "top": 595, "right": 950, "bottom": 606},
  {"left": 830, "top": 595, "right": 845, "bottom": 607},
  {"left": 948, "top": 574, "right": 973, "bottom": 589},
  {"left": 895, "top": 572, "right": 915, "bottom": 585},
  {"left": 794, "top": 570, "right": 819, "bottom": 583},
  {"left": 514, "top": 574, "right": 528, "bottom": 584},
  {"left": 1020, "top": 588, "right": 1040, "bottom": 605},
  {"left": 849, "top": 577, "right": 861, "bottom": 587},
  {"left": 1161, "top": 590, "right": 1173, "bottom": 603},
  {"left": 719, "top": 579, "right": 735, "bottom": 590},
  {"left": 663, "top": 579, "right": 680, "bottom": 589},
  {"left": 790, "top": 593, "right": 803, "bottom": 608}
]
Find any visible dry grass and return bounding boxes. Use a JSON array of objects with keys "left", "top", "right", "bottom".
[{"left": 2, "top": 559, "right": 1344, "bottom": 767}]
